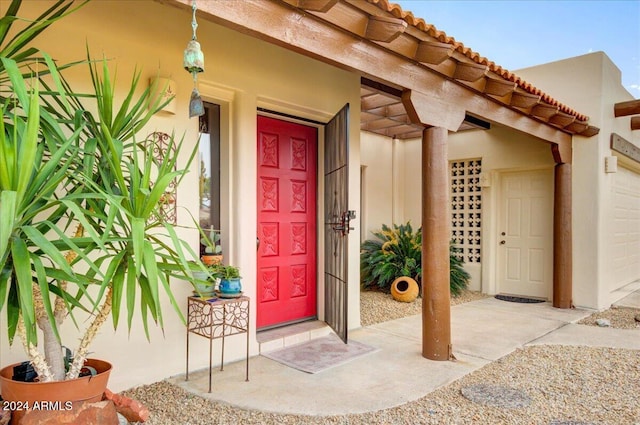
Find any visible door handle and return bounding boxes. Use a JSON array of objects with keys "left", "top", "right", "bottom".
[
  {"left": 333, "top": 210, "right": 355, "bottom": 236},
  {"left": 500, "top": 240, "right": 506, "bottom": 245}
]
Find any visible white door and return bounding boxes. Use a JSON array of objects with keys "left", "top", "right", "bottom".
[
  {"left": 497, "top": 169, "right": 553, "bottom": 299},
  {"left": 611, "top": 165, "right": 640, "bottom": 289}
]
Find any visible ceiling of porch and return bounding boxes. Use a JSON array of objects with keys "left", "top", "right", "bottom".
[{"left": 360, "top": 79, "right": 489, "bottom": 139}]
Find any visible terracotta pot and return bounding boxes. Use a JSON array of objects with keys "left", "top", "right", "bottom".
[
  {"left": 390, "top": 276, "right": 419, "bottom": 302},
  {"left": 201, "top": 254, "right": 223, "bottom": 266},
  {"left": 0, "top": 358, "right": 111, "bottom": 412}
]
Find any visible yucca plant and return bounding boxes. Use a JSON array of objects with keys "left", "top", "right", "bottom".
[
  {"left": 360, "top": 222, "right": 470, "bottom": 297},
  {"left": 0, "top": 0, "right": 202, "bottom": 382}
]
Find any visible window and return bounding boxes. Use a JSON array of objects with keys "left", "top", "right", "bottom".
[{"left": 198, "top": 102, "right": 221, "bottom": 254}]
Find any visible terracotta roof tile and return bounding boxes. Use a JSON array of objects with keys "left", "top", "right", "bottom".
[{"left": 366, "top": 0, "right": 590, "bottom": 122}]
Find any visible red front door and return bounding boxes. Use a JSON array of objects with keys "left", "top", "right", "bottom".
[{"left": 257, "top": 116, "right": 317, "bottom": 329}]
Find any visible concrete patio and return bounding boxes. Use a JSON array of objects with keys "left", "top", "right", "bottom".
[{"left": 169, "top": 293, "right": 640, "bottom": 416}]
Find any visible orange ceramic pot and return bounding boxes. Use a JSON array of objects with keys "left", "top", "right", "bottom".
[
  {"left": 201, "top": 254, "right": 223, "bottom": 266},
  {"left": 390, "top": 276, "right": 419, "bottom": 302}
]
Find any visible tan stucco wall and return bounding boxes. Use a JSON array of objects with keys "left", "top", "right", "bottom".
[
  {"left": 360, "top": 122, "right": 555, "bottom": 293},
  {"left": 400, "top": 125, "right": 555, "bottom": 293},
  {"left": 0, "top": 0, "right": 361, "bottom": 391},
  {"left": 517, "top": 52, "right": 640, "bottom": 309},
  {"left": 360, "top": 133, "right": 396, "bottom": 240}
]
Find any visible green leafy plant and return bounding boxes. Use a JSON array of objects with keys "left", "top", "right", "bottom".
[
  {"left": 448, "top": 244, "right": 470, "bottom": 297},
  {"left": 218, "top": 265, "right": 240, "bottom": 280},
  {"left": 0, "top": 0, "right": 202, "bottom": 382},
  {"left": 200, "top": 226, "right": 222, "bottom": 255},
  {"left": 360, "top": 222, "right": 470, "bottom": 296},
  {"left": 361, "top": 222, "right": 422, "bottom": 292}
]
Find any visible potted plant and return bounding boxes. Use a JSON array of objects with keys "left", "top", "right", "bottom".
[
  {"left": 0, "top": 0, "right": 202, "bottom": 416},
  {"left": 188, "top": 262, "right": 218, "bottom": 297},
  {"left": 200, "top": 226, "right": 223, "bottom": 265},
  {"left": 217, "top": 265, "right": 242, "bottom": 297}
]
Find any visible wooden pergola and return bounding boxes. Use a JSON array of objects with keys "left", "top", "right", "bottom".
[{"left": 167, "top": 0, "right": 600, "bottom": 361}]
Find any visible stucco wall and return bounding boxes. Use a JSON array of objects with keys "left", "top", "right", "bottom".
[
  {"left": 359, "top": 122, "right": 555, "bottom": 293},
  {"left": 0, "top": 0, "right": 361, "bottom": 391},
  {"left": 398, "top": 125, "right": 555, "bottom": 293},
  {"left": 516, "top": 52, "right": 640, "bottom": 309},
  {"left": 360, "top": 132, "right": 397, "bottom": 240}
]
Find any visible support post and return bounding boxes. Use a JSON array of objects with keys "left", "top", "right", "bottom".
[
  {"left": 421, "top": 126, "right": 452, "bottom": 360},
  {"left": 553, "top": 162, "right": 572, "bottom": 308}
]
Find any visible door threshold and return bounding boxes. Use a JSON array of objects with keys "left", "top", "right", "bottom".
[{"left": 256, "top": 320, "right": 331, "bottom": 354}]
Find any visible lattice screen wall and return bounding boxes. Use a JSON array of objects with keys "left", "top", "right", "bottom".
[{"left": 450, "top": 159, "right": 482, "bottom": 263}]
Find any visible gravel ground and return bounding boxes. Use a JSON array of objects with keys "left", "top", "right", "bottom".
[
  {"left": 360, "top": 289, "right": 488, "bottom": 326},
  {"left": 123, "top": 291, "right": 640, "bottom": 425},
  {"left": 578, "top": 306, "right": 640, "bottom": 329}
]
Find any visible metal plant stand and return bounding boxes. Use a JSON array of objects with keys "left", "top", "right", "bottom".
[{"left": 186, "top": 296, "right": 250, "bottom": 392}]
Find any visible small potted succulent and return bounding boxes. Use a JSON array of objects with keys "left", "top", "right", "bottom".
[
  {"left": 200, "top": 226, "right": 223, "bottom": 265},
  {"left": 217, "top": 265, "right": 242, "bottom": 297}
]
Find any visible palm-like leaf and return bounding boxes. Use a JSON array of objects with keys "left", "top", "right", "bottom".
[
  {"left": 360, "top": 222, "right": 470, "bottom": 296},
  {"left": 0, "top": 1, "right": 196, "bottom": 380}
]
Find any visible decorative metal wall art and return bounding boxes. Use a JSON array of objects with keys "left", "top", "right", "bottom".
[{"left": 148, "top": 132, "right": 177, "bottom": 224}]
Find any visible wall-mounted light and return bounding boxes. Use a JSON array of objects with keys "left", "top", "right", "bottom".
[
  {"left": 605, "top": 156, "right": 618, "bottom": 173},
  {"left": 149, "top": 77, "right": 177, "bottom": 114}
]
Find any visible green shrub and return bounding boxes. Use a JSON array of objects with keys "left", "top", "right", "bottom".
[
  {"left": 449, "top": 244, "right": 471, "bottom": 297},
  {"left": 360, "top": 222, "right": 470, "bottom": 297},
  {"left": 361, "top": 222, "right": 422, "bottom": 291}
]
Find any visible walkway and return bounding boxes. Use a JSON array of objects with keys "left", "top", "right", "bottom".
[{"left": 169, "top": 293, "right": 640, "bottom": 416}]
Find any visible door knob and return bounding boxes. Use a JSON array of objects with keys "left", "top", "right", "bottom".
[{"left": 500, "top": 240, "right": 506, "bottom": 245}]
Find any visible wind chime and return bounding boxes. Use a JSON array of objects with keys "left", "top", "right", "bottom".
[{"left": 184, "top": 0, "right": 204, "bottom": 117}]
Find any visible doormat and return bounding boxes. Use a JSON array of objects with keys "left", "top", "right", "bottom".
[
  {"left": 261, "top": 334, "right": 378, "bottom": 374},
  {"left": 495, "top": 294, "right": 546, "bottom": 304}
]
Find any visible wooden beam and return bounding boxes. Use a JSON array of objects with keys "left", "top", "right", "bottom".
[
  {"left": 361, "top": 92, "right": 398, "bottom": 110},
  {"left": 551, "top": 141, "right": 572, "bottom": 165},
  {"left": 611, "top": 133, "right": 640, "bottom": 163},
  {"left": 579, "top": 126, "right": 600, "bottom": 137},
  {"left": 402, "top": 89, "right": 465, "bottom": 131},
  {"left": 171, "top": 0, "right": 573, "bottom": 144},
  {"left": 414, "top": 40, "right": 453, "bottom": 65},
  {"left": 564, "top": 120, "right": 589, "bottom": 134},
  {"left": 553, "top": 163, "right": 572, "bottom": 309},
  {"left": 483, "top": 77, "right": 516, "bottom": 97},
  {"left": 364, "top": 15, "right": 407, "bottom": 42},
  {"left": 296, "top": 0, "right": 338, "bottom": 12},
  {"left": 531, "top": 103, "right": 560, "bottom": 120},
  {"left": 631, "top": 116, "right": 640, "bottom": 130},
  {"left": 366, "top": 103, "right": 407, "bottom": 118},
  {"left": 362, "top": 117, "right": 401, "bottom": 131},
  {"left": 421, "top": 126, "right": 452, "bottom": 360},
  {"left": 614, "top": 99, "right": 640, "bottom": 117},
  {"left": 548, "top": 112, "right": 576, "bottom": 128},
  {"left": 510, "top": 91, "right": 540, "bottom": 109},
  {"left": 452, "top": 61, "right": 487, "bottom": 82}
]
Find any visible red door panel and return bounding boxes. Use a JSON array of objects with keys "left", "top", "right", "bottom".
[{"left": 257, "top": 116, "right": 317, "bottom": 329}]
